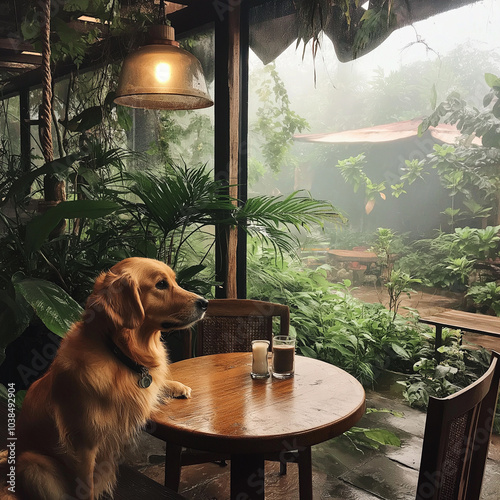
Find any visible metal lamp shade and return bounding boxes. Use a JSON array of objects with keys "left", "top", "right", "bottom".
[{"left": 114, "top": 42, "right": 213, "bottom": 110}]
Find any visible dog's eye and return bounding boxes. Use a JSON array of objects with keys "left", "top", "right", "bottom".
[{"left": 156, "top": 280, "right": 169, "bottom": 290}]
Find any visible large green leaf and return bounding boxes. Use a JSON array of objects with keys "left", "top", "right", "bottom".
[
  {"left": 485, "top": 73, "right": 500, "bottom": 89},
  {"left": 12, "top": 273, "right": 83, "bottom": 337},
  {"left": 62, "top": 106, "right": 103, "bottom": 132},
  {"left": 0, "top": 290, "right": 32, "bottom": 364},
  {"left": 391, "top": 342, "right": 410, "bottom": 360},
  {"left": 25, "top": 200, "right": 120, "bottom": 254},
  {"left": 176, "top": 265, "right": 206, "bottom": 282},
  {"left": 361, "top": 428, "right": 401, "bottom": 447}
]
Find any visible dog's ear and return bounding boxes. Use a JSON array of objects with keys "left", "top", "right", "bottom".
[{"left": 87, "top": 271, "right": 145, "bottom": 329}]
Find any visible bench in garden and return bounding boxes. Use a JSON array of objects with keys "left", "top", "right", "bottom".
[{"left": 419, "top": 308, "right": 500, "bottom": 361}]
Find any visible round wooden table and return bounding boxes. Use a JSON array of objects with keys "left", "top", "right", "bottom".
[{"left": 149, "top": 352, "right": 365, "bottom": 500}]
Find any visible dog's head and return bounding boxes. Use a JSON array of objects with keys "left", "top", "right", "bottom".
[{"left": 86, "top": 257, "right": 208, "bottom": 332}]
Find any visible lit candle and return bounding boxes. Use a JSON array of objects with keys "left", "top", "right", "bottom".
[{"left": 251, "top": 340, "right": 270, "bottom": 379}]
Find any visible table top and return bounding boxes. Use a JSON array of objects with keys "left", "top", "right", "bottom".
[
  {"left": 327, "top": 249, "right": 379, "bottom": 262},
  {"left": 419, "top": 309, "right": 500, "bottom": 336},
  {"left": 150, "top": 353, "right": 366, "bottom": 455}
]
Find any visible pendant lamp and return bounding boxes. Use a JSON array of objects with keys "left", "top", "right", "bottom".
[{"left": 114, "top": 2, "right": 213, "bottom": 110}]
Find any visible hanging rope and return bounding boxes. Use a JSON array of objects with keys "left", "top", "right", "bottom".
[
  {"left": 40, "top": 0, "right": 65, "bottom": 237},
  {"left": 40, "top": 0, "right": 53, "bottom": 164}
]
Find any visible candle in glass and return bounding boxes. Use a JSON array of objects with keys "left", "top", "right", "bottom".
[{"left": 251, "top": 340, "right": 270, "bottom": 379}]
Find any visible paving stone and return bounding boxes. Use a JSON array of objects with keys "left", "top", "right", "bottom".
[
  {"left": 340, "top": 455, "right": 418, "bottom": 500},
  {"left": 321, "top": 476, "right": 381, "bottom": 499},
  {"left": 385, "top": 435, "right": 423, "bottom": 471},
  {"left": 312, "top": 436, "right": 378, "bottom": 475},
  {"left": 480, "top": 463, "right": 500, "bottom": 499},
  {"left": 364, "top": 392, "right": 427, "bottom": 439},
  {"left": 140, "top": 460, "right": 331, "bottom": 500}
]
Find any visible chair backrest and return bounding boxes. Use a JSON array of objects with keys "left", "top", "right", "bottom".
[
  {"left": 195, "top": 299, "right": 290, "bottom": 356},
  {"left": 416, "top": 351, "right": 500, "bottom": 500}
]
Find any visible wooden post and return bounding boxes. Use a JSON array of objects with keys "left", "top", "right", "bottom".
[
  {"left": 214, "top": 1, "right": 247, "bottom": 298},
  {"left": 226, "top": 3, "right": 240, "bottom": 299},
  {"left": 237, "top": 1, "right": 249, "bottom": 300}
]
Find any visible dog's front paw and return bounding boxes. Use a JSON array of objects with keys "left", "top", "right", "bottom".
[{"left": 167, "top": 381, "right": 192, "bottom": 399}]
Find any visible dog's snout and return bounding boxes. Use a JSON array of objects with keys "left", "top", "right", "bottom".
[{"left": 197, "top": 298, "right": 209, "bottom": 311}]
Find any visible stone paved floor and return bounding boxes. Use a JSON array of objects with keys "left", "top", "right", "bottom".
[{"left": 126, "top": 286, "right": 500, "bottom": 499}]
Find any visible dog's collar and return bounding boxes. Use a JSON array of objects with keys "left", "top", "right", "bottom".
[{"left": 105, "top": 337, "right": 153, "bottom": 389}]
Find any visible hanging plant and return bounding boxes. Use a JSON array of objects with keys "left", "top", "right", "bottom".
[{"left": 294, "top": 0, "right": 397, "bottom": 62}]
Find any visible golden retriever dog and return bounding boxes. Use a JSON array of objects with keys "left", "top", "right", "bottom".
[{"left": 0, "top": 257, "right": 207, "bottom": 500}]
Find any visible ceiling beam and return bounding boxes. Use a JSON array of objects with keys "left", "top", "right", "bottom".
[
  {"left": 0, "top": 61, "right": 39, "bottom": 71},
  {"left": 0, "top": 52, "right": 41, "bottom": 65}
]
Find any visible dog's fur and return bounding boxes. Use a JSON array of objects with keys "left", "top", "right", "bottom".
[{"left": 0, "top": 257, "right": 207, "bottom": 500}]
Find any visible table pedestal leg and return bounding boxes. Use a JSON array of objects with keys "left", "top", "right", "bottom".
[
  {"left": 164, "top": 443, "right": 182, "bottom": 492},
  {"left": 298, "top": 446, "right": 312, "bottom": 500},
  {"left": 231, "top": 453, "right": 265, "bottom": 500}
]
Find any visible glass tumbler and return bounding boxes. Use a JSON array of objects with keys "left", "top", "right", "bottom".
[
  {"left": 251, "top": 340, "right": 270, "bottom": 379},
  {"left": 272, "top": 336, "right": 295, "bottom": 379}
]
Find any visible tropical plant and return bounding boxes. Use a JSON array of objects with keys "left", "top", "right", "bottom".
[
  {"left": 466, "top": 281, "right": 500, "bottom": 316},
  {"left": 294, "top": 0, "right": 397, "bottom": 61},
  {"left": 385, "top": 270, "right": 422, "bottom": 320},
  {"left": 20, "top": 0, "right": 149, "bottom": 68},
  {"left": 406, "top": 73, "right": 500, "bottom": 228},
  {"left": 0, "top": 147, "right": 127, "bottom": 363},
  {"left": 396, "top": 226, "right": 500, "bottom": 292},
  {"left": 335, "top": 154, "right": 386, "bottom": 218},
  {"left": 400, "top": 340, "right": 492, "bottom": 408},
  {"left": 327, "top": 227, "right": 373, "bottom": 250},
  {"left": 370, "top": 227, "right": 405, "bottom": 280},
  {"left": 249, "top": 62, "right": 309, "bottom": 182}
]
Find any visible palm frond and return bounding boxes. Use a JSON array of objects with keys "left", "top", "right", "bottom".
[
  {"left": 126, "top": 164, "right": 343, "bottom": 260},
  {"left": 127, "top": 164, "right": 235, "bottom": 236},
  {"left": 239, "top": 191, "right": 343, "bottom": 231}
]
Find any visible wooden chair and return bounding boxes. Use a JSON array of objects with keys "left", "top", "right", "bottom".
[
  {"left": 415, "top": 350, "right": 500, "bottom": 500},
  {"left": 195, "top": 299, "right": 290, "bottom": 355},
  {"left": 162, "top": 299, "right": 291, "bottom": 492}
]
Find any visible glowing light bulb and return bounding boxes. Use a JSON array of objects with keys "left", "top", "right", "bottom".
[{"left": 155, "top": 63, "right": 171, "bottom": 83}]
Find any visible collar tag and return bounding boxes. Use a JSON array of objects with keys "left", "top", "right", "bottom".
[
  {"left": 106, "top": 337, "right": 153, "bottom": 389},
  {"left": 138, "top": 368, "right": 153, "bottom": 389}
]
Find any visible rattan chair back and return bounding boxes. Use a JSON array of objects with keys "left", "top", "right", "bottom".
[
  {"left": 416, "top": 351, "right": 500, "bottom": 500},
  {"left": 196, "top": 299, "right": 290, "bottom": 356}
]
